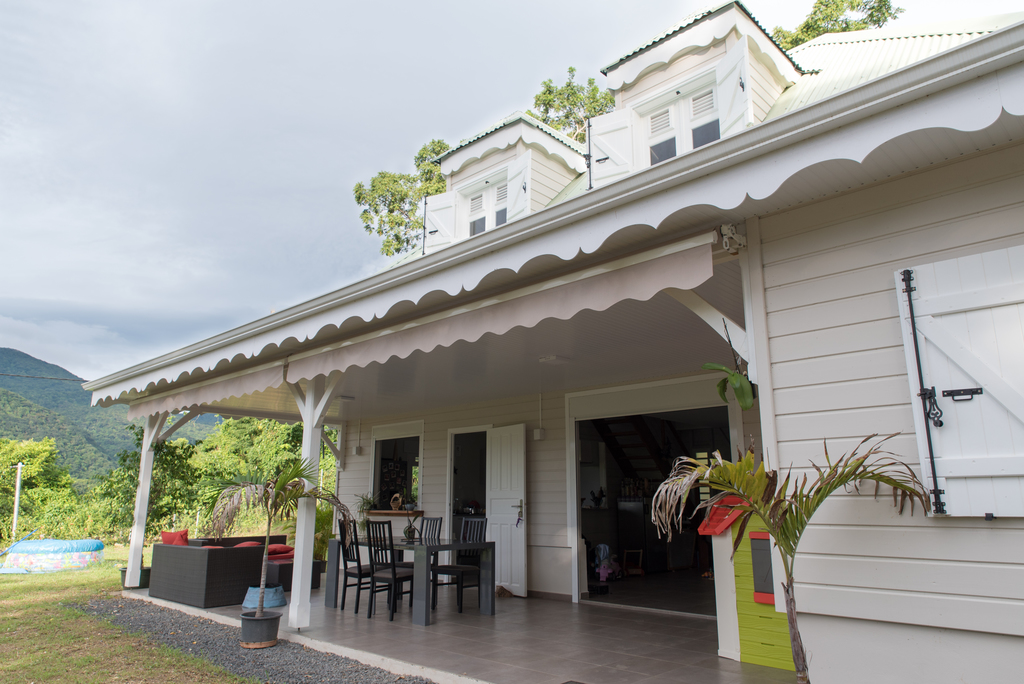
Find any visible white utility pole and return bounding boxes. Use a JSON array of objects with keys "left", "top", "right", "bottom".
[{"left": 11, "top": 462, "right": 23, "bottom": 538}]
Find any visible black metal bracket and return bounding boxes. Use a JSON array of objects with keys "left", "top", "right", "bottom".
[
  {"left": 902, "top": 269, "right": 947, "bottom": 515},
  {"left": 942, "top": 387, "right": 983, "bottom": 402},
  {"left": 919, "top": 387, "right": 944, "bottom": 427}
]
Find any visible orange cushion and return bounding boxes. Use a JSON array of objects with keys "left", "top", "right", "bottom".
[
  {"left": 267, "top": 544, "right": 294, "bottom": 555},
  {"left": 160, "top": 529, "right": 189, "bottom": 546},
  {"left": 234, "top": 541, "right": 262, "bottom": 547}
]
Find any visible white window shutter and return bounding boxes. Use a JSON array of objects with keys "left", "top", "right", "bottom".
[
  {"left": 691, "top": 90, "right": 714, "bottom": 118},
  {"left": 649, "top": 109, "right": 672, "bottom": 137},
  {"left": 424, "top": 190, "right": 456, "bottom": 253},
  {"left": 895, "top": 244, "right": 1024, "bottom": 517},
  {"left": 505, "top": 150, "right": 531, "bottom": 223},
  {"left": 588, "top": 108, "right": 635, "bottom": 188},
  {"left": 715, "top": 36, "right": 752, "bottom": 138}
]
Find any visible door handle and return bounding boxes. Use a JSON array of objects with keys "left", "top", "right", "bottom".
[{"left": 515, "top": 499, "right": 523, "bottom": 528}]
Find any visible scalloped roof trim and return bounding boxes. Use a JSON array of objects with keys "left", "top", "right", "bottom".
[{"left": 436, "top": 111, "right": 585, "bottom": 164}]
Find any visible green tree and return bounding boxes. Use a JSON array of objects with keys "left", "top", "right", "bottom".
[
  {"left": 92, "top": 425, "right": 201, "bottom": 540},
  {"left": 773, "top": 0, "right": 904, "bottom": 51},
  {"left": 352, "top": 139, "right": 450, "bottom": 256},
  {"left": 0, "top": 438, "right": 78, "bottom": 542},
  {"left": 529, "top": 66, "right": 615, "bottom": 144},
  {"left": 191, "top": 417, "right": 303, "bottom": 480}
]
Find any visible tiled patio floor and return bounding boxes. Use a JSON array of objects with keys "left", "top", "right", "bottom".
[{"left": 129, "top": 585, "right": 797, "bottom": 684}]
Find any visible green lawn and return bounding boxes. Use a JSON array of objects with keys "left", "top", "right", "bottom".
[{"left": 0, "top": 545, "right": 248, "bottom": 683}]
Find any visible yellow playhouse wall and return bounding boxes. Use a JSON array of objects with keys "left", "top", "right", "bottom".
[{"left": 732, "top": 520, "right": 795, "bottom": 671}]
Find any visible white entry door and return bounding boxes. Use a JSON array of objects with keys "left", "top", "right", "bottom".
[{"left": 486, "top": 423, "right": 527, "bottom": 597}]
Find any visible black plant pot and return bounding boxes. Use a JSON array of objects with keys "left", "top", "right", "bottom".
[
  {"left": 119, "top": 567, "right": 150, "bottom": 589},
  {"left": 240, "top": 610, "right": 282, "bottom": 649}
]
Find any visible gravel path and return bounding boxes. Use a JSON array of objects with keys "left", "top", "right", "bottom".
[{"left": 75, "top": 597, "right": 436, "bottom": 684}]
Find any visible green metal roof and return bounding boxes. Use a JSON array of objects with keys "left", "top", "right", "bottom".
[
  {"left": 766, "top": 13, "right": 1024, "bottom": 119},
  {"left": 601, "top": 1, "right": 804, "bottom": 77},
  {"left": 436, "top": 111, "right": 585, "bottom": 163},
  {"left": 546, "top": 171, "right": 588, "bottom": 207}
]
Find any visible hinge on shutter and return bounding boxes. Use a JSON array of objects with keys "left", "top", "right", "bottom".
[{"left": 901, "top": 269, "right": 947, "bottom": 515}]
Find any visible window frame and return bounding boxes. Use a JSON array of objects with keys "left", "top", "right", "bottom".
[
  {"left": 634, "top": 72, "right": 719, "bottom": 167},
  {"left": 369, "top": 420, "right": 424, "bottom": 509},
  {"left": 454, "top": 169, "right": 509, "bottom": 239}
]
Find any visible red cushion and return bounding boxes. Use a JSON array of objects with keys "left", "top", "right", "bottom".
[
  {"left": 268, "top": 552, "right": 294, "bottom": 561},
  {"left": 267, "top": 544, "right": 294, "bottom": 555},
  {"left": 234, "top": 541, "right": 262, "bottom": 547},
  {"left": 160, "top": 529, "right": 189, "bottom": 546}
]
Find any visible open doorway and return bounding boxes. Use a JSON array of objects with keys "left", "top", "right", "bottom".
[
  {"left": 578, "top": 406, "right": 731, "bottom": 616},
  {"left": 451, "top": 431, "right": 487, "bottom": 534}
]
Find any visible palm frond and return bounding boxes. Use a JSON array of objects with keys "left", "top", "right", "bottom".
[{"left": 652, "top": 434, "right": 927, "bottom": 580}]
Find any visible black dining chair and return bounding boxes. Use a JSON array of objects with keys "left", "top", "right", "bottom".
[
  {"left": 396, "top": 516, "right": 442, "bottom": 606},
  {"left": 339, "top": 520, "right": 372, "bottom": 615},
  {"left": 432, "top": 516, "right": 486, "bottom": 613},
  {"left": 365, "top": 520, "right": 414, "bottom": 620}
]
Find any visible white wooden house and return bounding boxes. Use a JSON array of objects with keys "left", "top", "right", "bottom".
[{"left": 86, "top": 3, "right": 1024, "bottom": 681}]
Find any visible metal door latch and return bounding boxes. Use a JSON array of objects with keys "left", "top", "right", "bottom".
[{"left": 942, "top": 387, "right": 983, "bottom": 402}]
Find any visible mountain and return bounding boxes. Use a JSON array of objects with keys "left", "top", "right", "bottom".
[
  {"left": 0, "top": 348, "right": 220, "bottom": 485},
  {"left": 0, "top": 387, "right": 112, "bottom": 482}
]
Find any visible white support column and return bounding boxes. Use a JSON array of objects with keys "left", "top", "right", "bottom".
[
  {"left": 125, "top": 410, "right": 201, "bottom": 589},
  {"left": 126, "top": 411, "right": 167, "bottom": 588},
  {"left": 287, "top": 376, "right": 337, "bottom": 629}
]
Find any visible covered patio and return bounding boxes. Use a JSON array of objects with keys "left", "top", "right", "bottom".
[{"left": 125, "top": 583, "right": 797, "bottom": 684}]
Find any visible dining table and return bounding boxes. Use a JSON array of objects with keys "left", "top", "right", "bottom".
[{"left": 326, "top": 535, "right": 496, "bottom": 626}]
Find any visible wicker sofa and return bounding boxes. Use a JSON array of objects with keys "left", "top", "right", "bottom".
[{"left": 149, "top": 535, "right": 287, "bottom": 608}]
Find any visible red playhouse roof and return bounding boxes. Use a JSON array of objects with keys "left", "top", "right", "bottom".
[{"left": 698, "top": 495, "right": 745, "bottom": 536}]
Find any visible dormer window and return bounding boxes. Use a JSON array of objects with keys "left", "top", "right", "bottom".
[
  {"left": 466, "top": 182, "right": 509, "bottom": 237},
  {"left": 647, "top": 87, "right": 720, "bottom": 166}
]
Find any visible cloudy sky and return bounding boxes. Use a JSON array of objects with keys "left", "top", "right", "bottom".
[{"left": 1, "top": 0, "right": 1020, "bottom": 381}]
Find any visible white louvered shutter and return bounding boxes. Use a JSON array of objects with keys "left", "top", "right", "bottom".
[
  {"left": 715, "top": 35, "right": 752, "bottom": 138},
  {"left": 691, "top": 90, "right": 714, "bottom": 119},
  {"left": 505, "top": 150, "right": 531, "bottom": 223},
  {"left": 650, "top": 109, "right": 672, "bottom": 137},
  {"left": 469, "top": 194, "right": 483, "bottom": 214},
  {"left": 423, "top": 190, "right": 456, "bottom": 253},
  {"left": 588, "top": 108, "right": 635, "bottom": 188},
  {"left": 895, "top": 244, "right": 1024, "bottom": 517}
]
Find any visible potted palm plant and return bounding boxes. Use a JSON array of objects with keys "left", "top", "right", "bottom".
[
  {"left": 652, "top": 435, "right": 927, "bottom": 684},
  {"left": 204, "top": 460, "right": 351, "bottom": 648}
]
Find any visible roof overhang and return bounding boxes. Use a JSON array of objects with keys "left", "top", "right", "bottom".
[{"left": 85, "top": 21, "right": 1024, "bottom": 420}]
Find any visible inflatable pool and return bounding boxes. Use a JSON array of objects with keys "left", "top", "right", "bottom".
[{"left": 1, "top": 539, "right": 104, "bottom": 573}]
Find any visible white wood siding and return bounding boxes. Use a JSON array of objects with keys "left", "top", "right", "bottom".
[
  {"left": 757, "top": 142, "right": 1024, "bottom": 636},
  {"left": 748, "top": 52, "right": 784, "bottom": 123},
  {"left": 338, "top": 390, "right": 571, "bottom": 596},
  {"left": 529, "top": 148, "right": 577, "bottom": 212}
]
